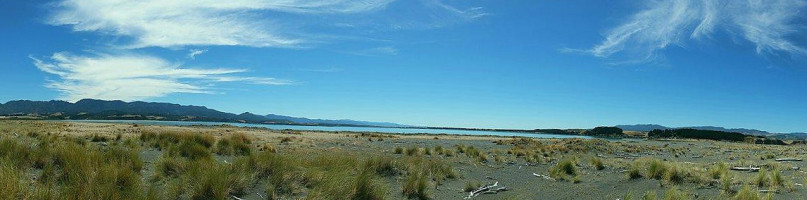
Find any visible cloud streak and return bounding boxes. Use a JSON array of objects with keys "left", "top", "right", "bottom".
[
  {"left": 46, "top": 0, "right": 485, "bottom": 49},
  {"left": 46, "top": 0, "right": 397, "bottom": 48},
  {"left": 580, "top": 0, "right": 807, "bottom": 63},
  {"left": 31, "top": 52, "right": 291, "bottom": 102},
  {"left": 36, "top": 0, "right": 487, "bottom": 101}
]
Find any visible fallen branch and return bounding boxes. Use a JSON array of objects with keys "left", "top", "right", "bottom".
[
  {"left": 730, "top": 166, "right": 760, "bottom": 172},
  {"left": 483, "top": 186, "right": 508, "bottom": 194},
  {"left": 464, "top": 181, "right": 499, "bottom": 199},
  {"left": 533, "top": 173, "right": 556, "bottom": 181},
  {"left": 775, "top": 158, "right": 803, "bottom": 162}
]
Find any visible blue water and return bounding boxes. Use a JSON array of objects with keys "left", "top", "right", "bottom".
[{"left": 64, "top": 120, "right": 593, "bottom": 139}]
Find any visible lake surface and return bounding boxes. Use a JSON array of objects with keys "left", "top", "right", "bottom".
[{"left": 65, "top": 120, "right": 594, "bottom": 139}]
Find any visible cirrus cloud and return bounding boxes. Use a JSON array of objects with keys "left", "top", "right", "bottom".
[
  {"left": 46, "top": 0, "right": 398, "bottom": 48},
  {"left": 578, "top": 0, "right": 807, "bottom": 63},
  {"left": 36, "top": 0, "right": 487, "bottom": 102},
  {"left": 46, "top": 0, "right": 485, "bottom": 49},
  {"left": 31, "top": 52, "right": 292, "bottom": 102}
]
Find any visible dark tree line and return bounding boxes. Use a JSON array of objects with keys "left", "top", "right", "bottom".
[
  {"left": 585, "top": 127, "right": 624, "bottom": 136},
  {"left": 648, "top": 128, "right": 748, "bottom": 142}
]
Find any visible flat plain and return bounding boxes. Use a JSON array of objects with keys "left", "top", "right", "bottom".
[{"left": 1, "top": 120, "right": 805, "bottom": 199}]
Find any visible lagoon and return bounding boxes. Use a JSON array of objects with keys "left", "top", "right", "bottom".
[{"left": 65, "top": 120, "right": 593, "bottom": 139}]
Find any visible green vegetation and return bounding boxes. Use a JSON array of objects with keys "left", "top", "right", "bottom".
[
  {"left": 549, "top": 157, "right": 578, "bottom": 181},
  {"left": 585, "top": 126, "right": 624, "bottom": 136},
  {"left": 648, "top": 128, "right": 748, "bottom": 142},
  {"left": 590, "top": 157, "right": 605, "bottom": 170},
  {"left": 0, "top": 122, "right": 459, "bottom": 200},
  {"left": 464, "top": 181, "right": 482, "bottom": 192},
  {"left": 214, "top": 133, "right": 252, "bottom": 156},
  {"left": 648, "top": 159, "right": 668, "bottom": 180}
]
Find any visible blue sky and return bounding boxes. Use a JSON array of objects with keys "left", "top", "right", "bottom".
[{"left": 1, "top": 0, "right": 806, "bottom": 133}]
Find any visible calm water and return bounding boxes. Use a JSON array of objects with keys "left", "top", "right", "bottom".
[{"left": 65, "top": 120, "right": 593, "bottom": 139}]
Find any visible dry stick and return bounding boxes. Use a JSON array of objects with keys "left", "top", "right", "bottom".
[
  {"left": 464, "top": 181, "right": 499, "bottom": 199},
  {"left": 533, "top": 173, "right": 556, "bottom": 181}
]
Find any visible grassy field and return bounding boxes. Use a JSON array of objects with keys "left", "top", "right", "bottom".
[{"left": 0, "top": 120, "right": 805, "bottom": 199}]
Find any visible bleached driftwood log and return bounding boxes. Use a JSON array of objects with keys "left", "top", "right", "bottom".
[
  {"left": 730, "top": 166, "right": 760, "bottom": 172},
  {"left": 465, "top": 182, "right": 505, "bottom": 199},
  {"left": 533, "top": 173, "right": 556, "bottom": 181},
  {"left": 775, "top": 158, "right": 803, "bottom": 162}
]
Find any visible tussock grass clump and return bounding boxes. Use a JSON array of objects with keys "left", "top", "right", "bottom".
[
  {"left": 215, "top": 133, "right": 252, "bottom": 156},
  {"left": 648, "top": 159, "right": 668, "bottom": 180},
  {"left": 456, "top": 145, "right": 466, "bottom": 154},
  {"left": 351, "top": 170, "right": 388, "bottom": 200},
  {"left": 91, "top": 134, "right": 108, "bottom": 142},
  {"left": 434, "top": 145, "right": 444, "bottom": 155},
  {"left": 405, "top": 147, "right": 419, "bottom": 156},
  {"left": 549, "top": 157, "right": 578, "bottom": 181},
  {"left": 363, "top": 156, "right": 398, "bottom": 176},
  {"left": 734, "top": 185, "right": 764, "bottom": 200},
  {"left": 754, "top": 169, "right": 768, "bottom": 188},
  {"left": 590, "top": 157, "right": 604, "bottom": 170},
  {"left": 103, "top": 146, "right": 144, "bottom": 171},
  {"left": 770, "top": 169, "right": 783, "bottom": 189},
  {"left": 443, "top": 149, "right": 455, "bottom": 157},
  {"left": 402, "top": 171, "right": 429, "bottom": 200},
  {"left": 154, "top": 156, "right": 188, "bottom": 179},
  {"left": 394, "top": 147, "right": 404, "bottom": 154},
  {"left": 464, "top": 181, "right": 482, "bottom": 192},
  {"left": 279, "top": 136, "right": 295, "bottom": 144},
  {"left": 168, "top": 141, "right": 212, "bottom": 160},
  {"left": 720, "top": 171, "right": 734, "bottom": 194},
  {"left": 259, "top": 143, "right": 277, "bottom": 153},
  {"left": 662, "top": 187, "right": 688, "bottom": 200},
  {"left": 663, "top": 165, "right": 685, "bottom": 185},
  {"left": 628, "top": 162, "right": 643, "bottom": 180},
  {"left": 709, "top": 162, "right": 728, "bottom": 179}
]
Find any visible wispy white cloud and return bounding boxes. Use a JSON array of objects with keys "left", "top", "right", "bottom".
[
  {"left": 46, "top": 0, "right": 396, "bottom": 48},
  {"left": 36, "top": 0, "right": 486, "bottom": 101},
  {"left": 46, "top": 0, "right": 485, "bottom": 49},
  {"left": 30, "top": 52, "right": 292, "bottom": 102},
  {"left": 578, "top": 0, "right": 807, "bottom": 63},
  {"left": 187, "top": 49, "right": 207, "bottom": 59}
]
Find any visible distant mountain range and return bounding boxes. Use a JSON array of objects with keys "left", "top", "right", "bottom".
[
  {"left": 1, "top": 99, "right": 802, "bottom": 137},
  {"left": 0, "top": 99, "right": 408, "bottom": 127},
  {"left": 616, "top": 124, "right": 804, "bottom": 136}
]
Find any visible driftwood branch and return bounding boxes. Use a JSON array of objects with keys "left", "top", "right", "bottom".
[
  {"left": 465, "top": 181, "right": 507, "bottom": 199},
  {"left": 730, "top": 166, "right": 760, "bottom": 172},
  {"left": 533, "top": 173, "right": 556, "bottom": 181},
  {"left": 775, "top": 158, "right": 803, "bottom": 162}
]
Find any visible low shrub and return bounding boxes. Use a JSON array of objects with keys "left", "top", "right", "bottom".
[
  {"left": 402, "top": 172, "right": 429, "bottom": 200},
  {"left": 648, "top": 159, "right": 668, "bottom": 180},
  {"left": 464, "top": 181, "right": 482, "bottom": 192},
  {"left": 591, "top": 157, "right": 605, "bottom": 170},
  {"left": 549, "top": 158, "right": 577, "bottom": 181}
]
